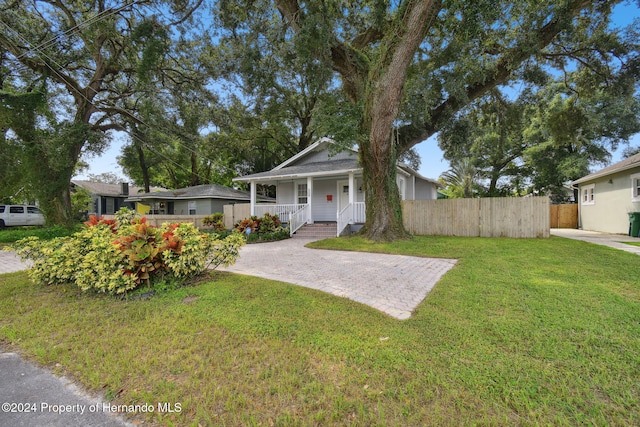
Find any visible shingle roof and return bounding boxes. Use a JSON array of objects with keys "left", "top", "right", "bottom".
[
  {"left": 125, "top": 184, "right": 273, "bottom": 202},
  {"left": 71, "top": 180, "right": 151, "bottom": 196},
  {"left": 572, "top": 152, "right": 640, "bottom": 185},
  {"left": 234, "top": 158, "right": 361, "bottom": 181}
]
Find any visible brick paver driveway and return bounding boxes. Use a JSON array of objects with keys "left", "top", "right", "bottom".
[{"left": 220, "top": 237, "right": 457, "bottom": 320}]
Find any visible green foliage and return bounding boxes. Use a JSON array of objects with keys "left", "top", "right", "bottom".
[
  {"left": 202, "top": 213, "right": 225, "bottom": 231},
  {"left": 0, "top": 225, "right": 81, "bottom": 244},
  {"left": 234, "top": 213, "right": 289, "bottom": 243},
  {"left": 114, "top": 207, "right": 138, "bottom": 225},
  {"left": 70, "top": 187, "right": 93, "bottom": 219},
  {"left": 245, "top": 227, "right": 290, "bottom": 243},
  {"left": 10, "top": 217, "right": 245, "bottom": 295}
]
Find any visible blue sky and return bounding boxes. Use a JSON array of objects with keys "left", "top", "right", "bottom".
[{"left": 77, "top": 2, "right": 640, "bottom": 183}]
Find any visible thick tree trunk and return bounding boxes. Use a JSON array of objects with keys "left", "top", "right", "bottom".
[
  {"left": 360, "top": 138, "right": 410, "bottom": 241},
  {"left": 358, "top": 0, "right": 440, "bottom": 241}
]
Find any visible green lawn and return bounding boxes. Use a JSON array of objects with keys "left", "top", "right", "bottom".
[{"left": 1, "top": 235, "right": 638, "bottom": 426}]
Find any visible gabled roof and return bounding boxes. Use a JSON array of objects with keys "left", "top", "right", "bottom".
[
  {"left": 572, "top": 152, "right": 640, "bottom": 185},
  {"left": 273, "top": 137, "right": 357, "bottom": 171},
  {"left": 234, "top": 137, "right": 440, "bottom": 184},
  {"left": 124, "top": 184, "right": 273, "bottom": 202},
  {"left": 71, "top": 180, "right": 151, "bottom": 196},
  {"left": 235, "top": 158, "right": 361, "bottom": 182}
]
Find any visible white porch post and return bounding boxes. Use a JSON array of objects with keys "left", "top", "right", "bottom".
[
  {"left": 348, "top": 172, "right": 355, "bottom": 224},
  {"left": 250, "top": 180, "right": 256, "bottom": 216},
  {"left": 307, "top": 176, "right": 314, "bottom": 224}
]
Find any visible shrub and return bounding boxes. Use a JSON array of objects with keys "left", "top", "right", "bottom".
[
  {"left": 234, "top": 217, "right": 259, "bottom": 234},
  {"left": 202, "top": 212, "right": 225, "bottom": 231},
  {"left": 0, "top": 224, "right": 81, "bottom": 243},
  {"left": 245, "top": 226, "right": 290, "bottom": 243},
  {"left": 234, "top": 213, "right": 289, "bottom": 243},
  {"left": 10, "top": 217, "right": 245, "bottom": 295}
]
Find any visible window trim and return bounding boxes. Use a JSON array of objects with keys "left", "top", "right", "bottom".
[
  {"left": 632, "top": 173, "right": 640, "bottom": 202},
  {"left": 581, "top": 184, "right": 595, "bottom": 206},
  {"left": 296, "top": 182, "right": 308, "bottom": 204}
]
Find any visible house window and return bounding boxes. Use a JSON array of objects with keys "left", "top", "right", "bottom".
[
  {"left": 632, "top": 174, "right": 640, "bottom": 202},
  {"left": 297, "top": 183, "right": 308, "bottom": 204},
  {"left": 398, "top": 177, "right": 406, "bottom": 200},
  {"left": 581, "top": 184, "right": 595, "bottom": 205},
  {"left": 188, "top": 201, "right": 196, "bottom": 215}
]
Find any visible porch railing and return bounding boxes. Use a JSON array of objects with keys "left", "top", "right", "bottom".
[
  {"left": 289, "top": 204, "right": 309, "bottom": 236},
  {"left": 353, "top": 202, "right": 366, "bottom": 223},
  {"left": 337, "top": 204, "right": 353, "bottom": 237},
  {"left": 337, "top": 202, "right": 366, "bottom": 237},
  {"left": 254, "top": 203, "right": 304, "bottom": 223}
]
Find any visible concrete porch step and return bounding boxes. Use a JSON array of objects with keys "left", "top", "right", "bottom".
[{"left": 293, "top": 223, "right": 337, "bottom": 238}]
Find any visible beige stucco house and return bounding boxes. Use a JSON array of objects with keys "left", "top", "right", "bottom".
[{"left": 572, "top": 152, "right": 640, "bottom": 234}]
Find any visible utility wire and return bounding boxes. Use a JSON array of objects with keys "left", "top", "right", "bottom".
[{"left": 0, "top": 12, "right": 218, "bottom": 185}]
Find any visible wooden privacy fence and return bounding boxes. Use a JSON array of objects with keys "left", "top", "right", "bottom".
[
  {"left": 550, "top": 204, "right": 578, "bottom": 229},
  {"left": 402, "top": 197, "right": 550, "bottom": 238},
  {"left": 223, "top": 203, "right": 251, "bottom": 229}
]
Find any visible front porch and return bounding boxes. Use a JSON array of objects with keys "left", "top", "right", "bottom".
[
  {"left": 244, "top": 168, "right": 367, "bottom": 237},
  {"left": 253, "top": 201, "right": 366, "bottom": 237}
]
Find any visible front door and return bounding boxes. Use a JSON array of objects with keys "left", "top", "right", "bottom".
[{"left": 337, "top": 180, "right": 349, "bottom": 216}]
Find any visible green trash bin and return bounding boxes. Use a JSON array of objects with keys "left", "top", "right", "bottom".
[{"left": 629, "top": 212, "right": 640, "bottom": 237}]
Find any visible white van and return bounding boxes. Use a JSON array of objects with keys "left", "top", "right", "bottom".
[{"left": 0, "top": 205, "right": 46, "bottom": 229}]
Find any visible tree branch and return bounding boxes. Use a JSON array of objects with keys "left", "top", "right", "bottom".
[{"left": 397, "top": 0, "right": 594, "bottom": 153}]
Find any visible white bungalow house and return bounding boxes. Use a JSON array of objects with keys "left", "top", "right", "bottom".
[
  {"left": 233, "top": 137, "right": 440, "bottom": 236},
  {"left": 572, "top": 152, "right": 640, "bottom": 235}
]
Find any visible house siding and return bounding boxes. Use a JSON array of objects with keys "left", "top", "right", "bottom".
[
  {"left": 312, "top": 178, "right": 340, "bottom": 221},
  {"left": 292, "top": 149, "right": 356, "bottom": 166},
  {"left": 579, "top": 167, "right": 640, "bottom": 234},
  {"left": 276, "top": 181, "right": 295, "bottom": 204},
  {"left": 415, "top": 178, "right": 437, "bottom": 200}
]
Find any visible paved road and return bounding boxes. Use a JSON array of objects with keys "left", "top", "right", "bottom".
[
  {"left": 0, "top": 349, "right": 132, "bottom": 427},
  {"left": 220, "top": 237, "right": 458, "bottom": 320}
]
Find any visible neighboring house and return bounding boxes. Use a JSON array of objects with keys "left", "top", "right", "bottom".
[
  {"left": 572, "top": 152, "right": 640, "bottom": 234},
  {"left": 233, "top": 137, "right": 441, "bottom": 236},
  {"left": 71, "top": 180, "right": 149, "bottom": 217},
  {"left": 124, "top": 183, "right": 272, "bottom": 215}
]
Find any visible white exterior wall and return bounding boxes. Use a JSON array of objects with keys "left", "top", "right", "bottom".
[
  {"left": 415, "top": 178, "right": 437, "bottom": 200},
  {"left": 311, "top": 178, "right": 339, "bottom": 221},
  {"left": 579, "top": 168, "right": 640, "bottom": 234},
  {"left": 276, "top": 181, "right": 295, "bottom": 204}
]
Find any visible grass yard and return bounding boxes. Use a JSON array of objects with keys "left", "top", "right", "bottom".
[{"left": 0, "top": 235, "right": 638, "bottom": 426}]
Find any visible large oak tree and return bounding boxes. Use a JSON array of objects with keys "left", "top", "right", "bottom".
[
  {"left": 268, "top": 0, "right": 638, "bottom": 240},
  {"left": 0, "top": 0, "right": 203, "bottom": 224}
]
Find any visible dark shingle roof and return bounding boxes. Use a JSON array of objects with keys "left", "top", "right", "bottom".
[
  {"left": 572, "top": 152, "right": 640, "bottom": 185},
  {"left": 126, "top": 184, "right": 272, "bottom": 202},
  {"left": 71, "top": 180, "right": 151, "bottom": 196}
]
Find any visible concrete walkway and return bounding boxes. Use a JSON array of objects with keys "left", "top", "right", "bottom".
[
  {"left": 551, "top": 228, "right": 640, "bottom": 255},
  {"left": 220, "top": 237, "right": 458, "bottom": 320}
]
